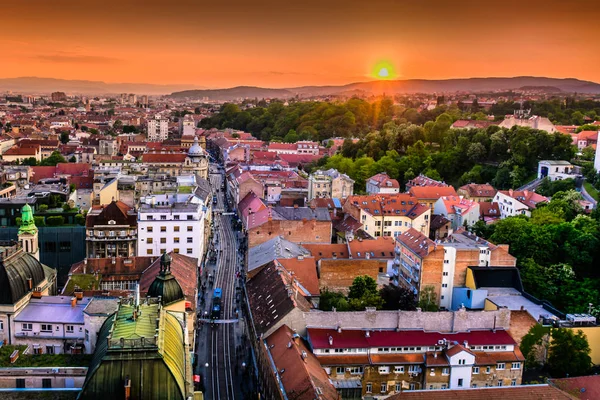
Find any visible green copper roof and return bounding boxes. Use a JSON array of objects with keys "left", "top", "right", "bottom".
[
  {"left": 18, "top": 204, "right": 37, "bottom": 235},
  {"left": 148, "top": 272, "right": 185, "bottom": 306},
  {"left": 79, "top": 301, "right": 188, "bottom": 400}
]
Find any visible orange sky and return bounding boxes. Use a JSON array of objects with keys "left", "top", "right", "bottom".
[{"left": 2, "top": 0, "right": 600, "bottom": 88}]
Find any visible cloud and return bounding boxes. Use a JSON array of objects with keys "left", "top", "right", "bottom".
[{"left": 33, "top": 54, "right": 121, "bottom": 64}]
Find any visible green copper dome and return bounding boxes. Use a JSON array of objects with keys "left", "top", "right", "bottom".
[
  {"left": 18, "top": 204, "right": 37, "bottom": 235},
  {"left": 148, "top": 252, "right": 184, "bottom": 305}
]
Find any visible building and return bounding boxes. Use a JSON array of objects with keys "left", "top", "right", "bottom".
[
  {"left": 308, "top": 169, "right": 354, "bottom": 200},
  {"left": 1, "top": 144, "right": 41, "bottom": 163},
  {"left": 137, "top": 193, "right": 207, "bottom": 265},
  {"left": 142, "top": 138, "right": 208, "bottom": 180},
  {"left": 387, "top": 384, "right": 572, "bottom": 399},
  {"left": 179, "top": 114, "right": 196, "bottom": 136},
  {"left": 595, "top": 139, "right": 600, "bottom": 172},
  {"left": 78, "top": 297, "right": 193, "bottom": 399},
  {"left": 499, "top": 113, "right": 556, "bottom": 133},
  {"left": 343, "top": 194, "right": 430, "bottom": 238},
  {"left": 433, "top": 196, "right": 480, "bottom": 230},
  {"left": 573, "top": 130, "right": 598, "bottom": 150},
  {"left": 405, "top": 175, "right": 448, "bottom": 190},
  {"left": 493, "top": 190, "right": 548, "bottom": 219},
  {"left": 85, "top": 200, "right": 137, "bottom": 258},
  {"left": 18, "top": 204, "right": 40, "bottom": 261},
  {"left": 309, "top": 324, "right": 524, "bottom": 396},
  {"left": 147, "top": 114, "right": 169, "bottom": 142},
  {"left": 537, "top": 160, "right": 576, "bottom": 181},
  {"left": 408, "top": 186, "right": 458, "bottom": 210},
  {"left": 366, "top": 173, "right": 400, "bottom": 194},
  {"left": 457, "top": 183, "right": 497, "bottom": 202},
  {"left": 258, "top": 325, "right": 339, "bottom": 400},
  {"left": 51, "top": 92, "right": 67, "bottom": 102},
  {"left": 394, "top": 228, "right": 516, "bottom": 309}
]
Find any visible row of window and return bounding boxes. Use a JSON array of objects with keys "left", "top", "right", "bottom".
[
  {"left": 21, "top": 323, "right": 82, "bottom": 333},
  {"left": 364, "top": 379, "right": 517, "bottom": 394},
  {"left": 146, "top": 214, "right": 195, "bottom": 220},
  {"left": 16, "top": 378, "right": 53, "bottom": 389},
  {"left": 146, "top": 226, "right": 194, "bottom": 233},
  {"left": 146, "top": 248, "right": 194, "bottom": 255},
  {"left": 146, "top": 237, "right": 194, "bottom": 244}
]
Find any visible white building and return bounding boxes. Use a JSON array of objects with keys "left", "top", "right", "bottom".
[
  {"left": 137, "top": 192, "right": 207, "bottom": 265},
  {"left": 493, "top": 190, "right": 548, "bottom": 219},
  {"left": 147, "top": 114, "right": 169, "bottom": 142},
  {"left": 595, "top": 141, "right": 600, "bottom": 172},
  {"left": 537, "top": 160, "right": 575, "bottom": 181},
  {"left": 180, "top": 114, "right": 196, "bottom": 136},
  {"left": 366, "top": 173, "right": 400, "bottom": 194}
]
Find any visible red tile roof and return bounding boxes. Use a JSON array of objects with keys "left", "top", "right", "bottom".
[
  {"left": 368, "top": 173, "right": 400, "bottom": 189},
  {"left": 409, "top": 186, "right": 458, "bottom": 200},
  {"left": 303, "top": 244, "right": 349, "bottom": 262},
  {"left": 395, "top": 228, "right": 436, "bottom": 258},
  {"left": 307, "top": 328, "right": 517, "bottom": 349},
  {"left": 550, "top": 375, "right": 600, "bottom": 400},
  {"left": 265, "top": 325, "right": 340, "bottom": 400},
  {"left": 348, "top": 236, "right": 396, "bottom": 259},
  {"left": 459, "top": 183, "right": 497, "bottom": 198},
  {"left": 276, "top": 258, "right": 319, "bottom": 296},
  {"left": 345, "top": 194, "right": 428, "bottom": 218},
  {"left": 498, "top": 190, "right": 548, "bottom": 210},
  {"left": 139, "top": 252, "right": 198, "bottom": 308},
  {"left": 387, "top": 385, "right": 572, "bottom": 399}
]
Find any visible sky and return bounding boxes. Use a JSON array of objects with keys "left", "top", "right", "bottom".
[{"left": 2, "top": 0, "right": 600, "bottom": 88}]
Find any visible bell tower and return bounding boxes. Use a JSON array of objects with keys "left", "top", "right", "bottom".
[{"left": 18, "top": 204, "right": 39, "bottom": 261}]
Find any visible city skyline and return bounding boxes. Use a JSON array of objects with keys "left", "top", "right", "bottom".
[{"left": 2, "top": 0, "right": 600, "bottom": 88}]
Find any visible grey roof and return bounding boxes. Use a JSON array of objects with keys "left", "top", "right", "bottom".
[
  {"left": 83, "top": 297, "right": 120, "bottom": 316},
  {"left": 0, "top": 251, "right": 52, "bottom": 305},
  {"left": 248, "top": 236, "right": 309, "bottom": 273},
  {"left": 539, "top": 160, "right": 573, "bottom": 166},
  {"left": 14, "top": 296, "right": 92, "bottom": 324},
  {"left": 271, "top": 206, "right": 331, "bottom": 221},
  {"left": 194, "top": 176, "right": 212, "bottom": 201}
]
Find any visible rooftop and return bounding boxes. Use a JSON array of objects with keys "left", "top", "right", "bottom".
[{"left": 14, "top": 296, "right": 92, "bottom": 324}]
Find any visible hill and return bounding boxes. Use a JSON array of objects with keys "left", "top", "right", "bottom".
[{"left": 169, "top": 86, "right": 293, "bottom": 101}]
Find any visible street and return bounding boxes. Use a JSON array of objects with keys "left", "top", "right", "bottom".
[{"left": 195, "top": 163, "right": 254, "bottom": 399}]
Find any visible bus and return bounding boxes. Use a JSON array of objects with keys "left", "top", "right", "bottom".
[{"left": 211, "top": 288, "right": 222, "bottom": 319}]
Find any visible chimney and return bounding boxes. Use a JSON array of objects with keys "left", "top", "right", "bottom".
[
  {"left": 294, "top": 204, "right": 299, "bottom": 209},
  {"left": 74, "top": 289, "right": 84, "bottom": 300},
  {"left": 328, "top": 336, "right": 333, "bottom": 346},
  {"left": 301, "top": 350, "right": 307, "bottom": 361},
  {"left": 508, "top": 189, "right": 513, "bottom": 197},
  {"left": 26, "top": 277, "right": 33, "bottom": 290},
  {"left": 434, "top": 352, "right": 437, "bottom": 358},
  {"left": 365, "top": 331, "right": 370, "bottom": 338},
  {"left": 71, "top": 297, "right": 77, "bottom": 308},
  {"left": 124, "top": 376, "right": 131, "bottom": 400},
  {"left": 463, "top": 340, "right": 468, "bottom": 348}
]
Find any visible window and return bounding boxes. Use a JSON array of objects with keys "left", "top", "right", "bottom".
[
  {"left": 442, "top": 367, "right": 449, "bottom": 375},
  {"left": 187, "top": 226, "right": 193, "bottom": 232},
  {"left": 174, "top": 215, "right": 180, "bottom": 220},
  {"left": 147, "top": 215, "right": 153, "bottom": 220},
  {"left": 187, "top": 248, "right": 193, "bottom": 254},
  {"left": 174, "top": 237, "right": 180, "bottom": 243},
  {"left": 22, "top": 323, "right": 32, "bottom": 331},
  {"left": 394, "top": 366, "right": 404, "bottom": 373},
  {"left": 160, "top": 238, "right": 166, "bottom": 244},
  {"left": 66, "top": 325, "right": 74, "bottom": 333},
  {"left": 458, "top": 359, "right": 466, "bottom": 365},
  {"left": 409, "top": 383, "right": 416, "bottom": 390},
  {"left": 378, "top": 366, "right": 389, "bottom": 374},
  {"left": 511, "top": 362, "right": 521, "bottom": 370},
  {"left": 0, "top": 320, "right": 3, "bottom": 331},
  {"left": 160, "top": 215, "right": 166, "bottom": 220},
  {"left": 42, "top": 378, "right": 52, "bottom": 388},
  {"left": 471, "top": 384, "right": 478, "bottom": 388},
  {"left": 511, "top": 379, "right": 517, "bottom": 386},
  {"left": 16, "top": 379, "right": 25, "bottom": 388},
  {"left": 497, "top": 363, "right": 505, "bottom": 370},
  {"left": 442, "top": 283, "right": 448, "bottom": 288},
  {"left": 146, "top": 249, "right": 153, "bottom": 255},
  {"left": 486, "top": 366, "right": 491, "bottom": 374},
  {"left": 147, "top": 226, "right": 153, "bottom": 232},
  {"left": 335, "top": 367, "right": 344, "bottom": 374},
  {"left": 408, "top": 365, "right": 419, "bottom": 373},
  {"left": 41, "top": 324, "right": 52, "bottom": 332},
  {"left": 473, "top": 366, "right": 479, "bottom": 374},
  {"left": 441, "top": 384, "right": 447, "bottom": 389},
  {"left": 458, "top": 378, "right": 463, "bottom": 387},
  {"left": 497, "top": 380, "right": 503, "bottom": 387},
  {"left": 174, "top": 226, "right": 180, "bottom": 232},
  {"left": 173, "top": 248, "right": 179, "bottom": 253},
  {"left": 85, "top": 329, "right": 89, "bottom": 342},
  {"left": 160, "top": 226, "right": 166, "bottom": 232},
  {"left": 443, "top": 271, "right": 448, "bottom": 276},
  {"left": 381, "top": 383, "right": 387, "bottom": 393},
  {"left": 59, "top": 242, "right": 71, "bottom": 252},
  {"left": 348, "top": 366, "right": 362, "bottom": 374},
  {"left": 187, "top": 237, "right": 193, "bottom": 243},
  {"left": 46, "top": 346, "right": 55, "bottom": 354},
  {"left": 147, "top": 238, "right": 153, "bottom": 244},
  {"left": 366, "top": 383, "right": 372, "bottom": 393},
  {"left": 187, "top": 215, "right": 193, "bottom": 220}
]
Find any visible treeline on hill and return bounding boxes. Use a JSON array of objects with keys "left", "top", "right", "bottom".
[{"left": 309, "top": 121, "right": 575, "bottom": 190}]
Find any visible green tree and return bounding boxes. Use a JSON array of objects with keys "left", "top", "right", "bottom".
[
  {"left": 547, "top": 329, "right": 592, "bottom": 378},
  {"left": 39, "top": 151, "right": 67, "bottom": 166},
  {"left": 60, "top": 132, "right": 70, "bottom": 144},
  {"left": 417, "top": 286, "right": 438, "bottom": 311},
  {"left": 348, "top": 276, "right": 378, "bottom": 299},
  {"left": 379, "top": 285, "right": 417, "bottom": 310},
  {"left": 520, "top": 324, "right": 551, "bottom": 367},
  {"left": 75, "top": 213, "right": 85, "bottom": 225},
  {"left": 46, "top": 216, "right": 65, "bottom": 226},
  {"left": 319, "top": 289, "right": 349, "bottom": 311},
  {"left": 21, "top": 157, "right": 38, "bottom": 166},
  {"left": 38, "top": 204, "right": 48, "bottom": 213}
]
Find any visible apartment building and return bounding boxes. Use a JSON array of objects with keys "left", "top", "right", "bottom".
[
  {"left": 308, "top": 168, "right": 354, "bottom": 200},
  {"left": 433, "top": 196, "right": 480, "bottom": 230},
  {"left": 147, "top": 114, "right": 169, "bottom": 141},
  {"left": 310, "top": 326, "right": 524, "bottom": 397},
  {"left": 343, "top": 194, "right": 431, "bottom": 239},
  {"left": 394, "top": 228, "right": 516, "bottom": 309},
  {"left": 85, "top": 200, "right": 137, "bottom": 258},
  {"left": 457, "top": 183, "right": 497, "bottom": 202},
  {"left": 493, "top": 189, "right": 548, "bottom": 219},
  {"left": 366, "top": 173, "right": 400, "bottom": 194},
  {"left": 137, "top": 193, "right": 207, "bottom": 264},
  {"left": 408, "top": 186, "right": 458, "bottom": 210}
]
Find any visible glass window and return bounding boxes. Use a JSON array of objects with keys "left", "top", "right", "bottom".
[
  {"left": 41, "top": 324, "right": 52, "bottom": 332},
  {"left": 381, "top": 383, "right": 387, "bottom": 393},
  {"left": 497, "top": 363, "right": 505, "bottom": 370},
  {"left": 187, "top": 237, "right": 193, "bottom": 243},
  {"left": 187, "top": 226, "right": 193, "bottom": 232},
  {"left": 174, "top": 226, "right": 180, "bottom": 232},
  {"left": 160, "top": 238, "right": 166, "bottom": 244},
  {"left": 160, "top": 226, "right": 166, "bottom": 232},
  {"left": 473, "top": 366, "right": 479, "bottom": 374},
  {"left": 147, "top": 226, "right": 153, "bottom": 232},
  {"left": 458, "top": 378, "right": 463, "bottom": 387},
  {"left": 147, "top": 238, "right": 153, "bottom": 244},
  {"left": 66, "top": 325, "right": 74, "bottom": 333}
]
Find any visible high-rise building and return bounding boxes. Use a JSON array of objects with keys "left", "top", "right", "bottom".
[{"left": 147, "top": 114, "right": 169, "bottom": 141}]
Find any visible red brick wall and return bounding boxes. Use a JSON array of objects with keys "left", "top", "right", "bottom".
[
  {"left": 248, "top": 219, "right": 331, "bottom": 247},
  {"left": 319, "top": 258, "right": 385, "bottom": 293}
]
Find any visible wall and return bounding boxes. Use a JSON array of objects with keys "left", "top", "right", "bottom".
[
  {"left": 318, "top": 258, "right": 385, "bottom": 293},
  {"left": 567, "top": 326, "right": 600, "bottom": 365},
  {"left": 0, "top": 367, "right": 87, "bottom": 389},
  {"left": 248, "top": 219, "right": 331, "bottom": 248}
]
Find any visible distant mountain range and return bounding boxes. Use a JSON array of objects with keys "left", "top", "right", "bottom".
[
  {"left": 170, "top": 76, "right": 600, "bottom": 100},
  {"left": 0, "top": 77, "right": 201, "bottom": 95},
  {"left": 1, "top": 76, "right": 599, "bottom": 98}
]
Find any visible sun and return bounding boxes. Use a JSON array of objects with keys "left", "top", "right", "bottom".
[{"left": 371, "top": 60, "right": 396, "bottom": 80}]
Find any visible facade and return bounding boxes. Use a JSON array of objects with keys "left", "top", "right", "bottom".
[
  {"left": 394, "top": 228, "right": 516, "bottom": 309},
  {"left": 408, "top": 186, "right": 459, "bottom": 210},
  {"left": 308, "top": 169, "right": 354, "bottom": 200},
  {"left": 366, "top": 173, "right": 400, "bottom": 194},
  {"left": 537, "top": 160, "right": 575, "bottom": 181},
  {"left": 457, "top": 183, "right": 497, "bottom": 202},
  {"left": 147, "top": 114, "right": 169, "bottom": 141},
  {"left": 137, "top": 193, "right": 207, "bottom": 265},
  {"left": 433, "top": 196, "right": 480, "bottom": 230},
  {"left": 179, "top": 114, "right": 196, "bottom": 136},
  {"left": 85, "top": 200, "right": 138, "bottom": 258},
  {"left": 343, "top": 194, "right": 431, "bottom": 238},
  {"left": 493, "top": 190, "right": 548, "bottom": 219},
  {"left": 310, "top": 327, "right": 524, "bottom": 397}
]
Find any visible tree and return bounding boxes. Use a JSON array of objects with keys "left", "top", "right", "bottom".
[
  {"left": 21, "top": 157, "right": 38, "bottom": 166},
  {"left": 348, "top": 275, "right": 378, "bottom": 300},
  {"left": 39, "top": 151, "right": 67, "bottom": 166},
  {"left": 520, "top": 324, "right": 551, "bottom": 367},
  {"left": 46, "top": 216, "right": 65, "bottom": 226},
  {"left": 319, "top": 289, "right": 349, "bottom": 311},
  {"left": 417, "top": 285, "right": 438, "bottom": 311},
  {"left": 60, "top": 132, "right": 70, "bottom": 144},
  {"left": 38, "top": 204, "right": 48, "bottom": 213},
  {"left": 379, "top": 285, "right": 417, "bottom": 310},
  {"left": 547, "top": 329, "right": 592, "bottom": 378}
]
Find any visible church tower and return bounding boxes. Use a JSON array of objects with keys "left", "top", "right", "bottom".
[{"left": 18, "top": 204, "right": 39, "bottom": 261}]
